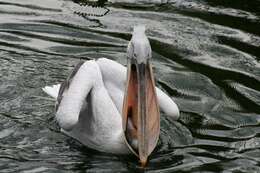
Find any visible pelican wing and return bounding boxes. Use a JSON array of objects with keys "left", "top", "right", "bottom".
[{"left": 56, "top": 61, "right": 85, "bottom": 111}]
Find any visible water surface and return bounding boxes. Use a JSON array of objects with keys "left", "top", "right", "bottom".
[{"left": 0, "top": 0, "right": 260, "bottom": 172}]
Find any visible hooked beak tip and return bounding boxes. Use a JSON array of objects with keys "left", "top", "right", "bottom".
[{"left": 140, "top": 158, "right": 148, "bottom": 167}]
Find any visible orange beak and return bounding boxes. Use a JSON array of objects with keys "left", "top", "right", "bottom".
[{"left": 122, "top": 59, "right": 160, "bottom": 166}]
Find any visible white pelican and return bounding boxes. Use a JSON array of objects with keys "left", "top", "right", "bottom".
[{"left": 43, "top": 26, "right": 179, "bottom": 165}]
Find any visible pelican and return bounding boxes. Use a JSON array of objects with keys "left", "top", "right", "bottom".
[{"left": 43, "top": 26, "right": 179, "bottom": 165}]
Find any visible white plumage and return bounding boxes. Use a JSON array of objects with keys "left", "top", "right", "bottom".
[
  {"left": 43, "top": 58, "right": 179, "bottom": 154},
  {"left": 42, "top": 84, "right": 60, "bottom": 99}
]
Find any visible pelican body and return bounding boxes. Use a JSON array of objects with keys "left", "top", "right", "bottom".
[{"left": 43, "top": 26, "right": 179, "bottom": 165}]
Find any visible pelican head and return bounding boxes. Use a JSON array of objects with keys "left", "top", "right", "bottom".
[
  {"left": 122, "top": 26, "right": 160, "bottom": 166},
  {"left": 127, "top": 25, "right": 152, "bottom": 64}
]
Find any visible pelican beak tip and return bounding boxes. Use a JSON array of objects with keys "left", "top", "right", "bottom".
[{"left": 140, "top": 159, "right": 147, "bottom": 167}]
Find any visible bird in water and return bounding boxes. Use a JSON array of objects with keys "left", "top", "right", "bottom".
[{"left": 43, "top": 25, "right": 179, "bottom": 166}]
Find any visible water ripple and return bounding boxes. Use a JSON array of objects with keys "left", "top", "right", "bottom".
[{"left": 0, "top": 0, "right": 259, "bottom": 172}]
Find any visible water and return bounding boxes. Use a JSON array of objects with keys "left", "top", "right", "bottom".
[{"left": 0, "top": 0, "right": 259, "bottom": 172}]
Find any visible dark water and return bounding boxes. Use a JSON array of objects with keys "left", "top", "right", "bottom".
[{"left": 0, "top": 0, "right": 260, "bottom": 172}]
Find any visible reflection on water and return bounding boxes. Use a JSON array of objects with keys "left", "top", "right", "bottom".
[{"left": 0, "top": 0, "right": 259, "bottom": 172}]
